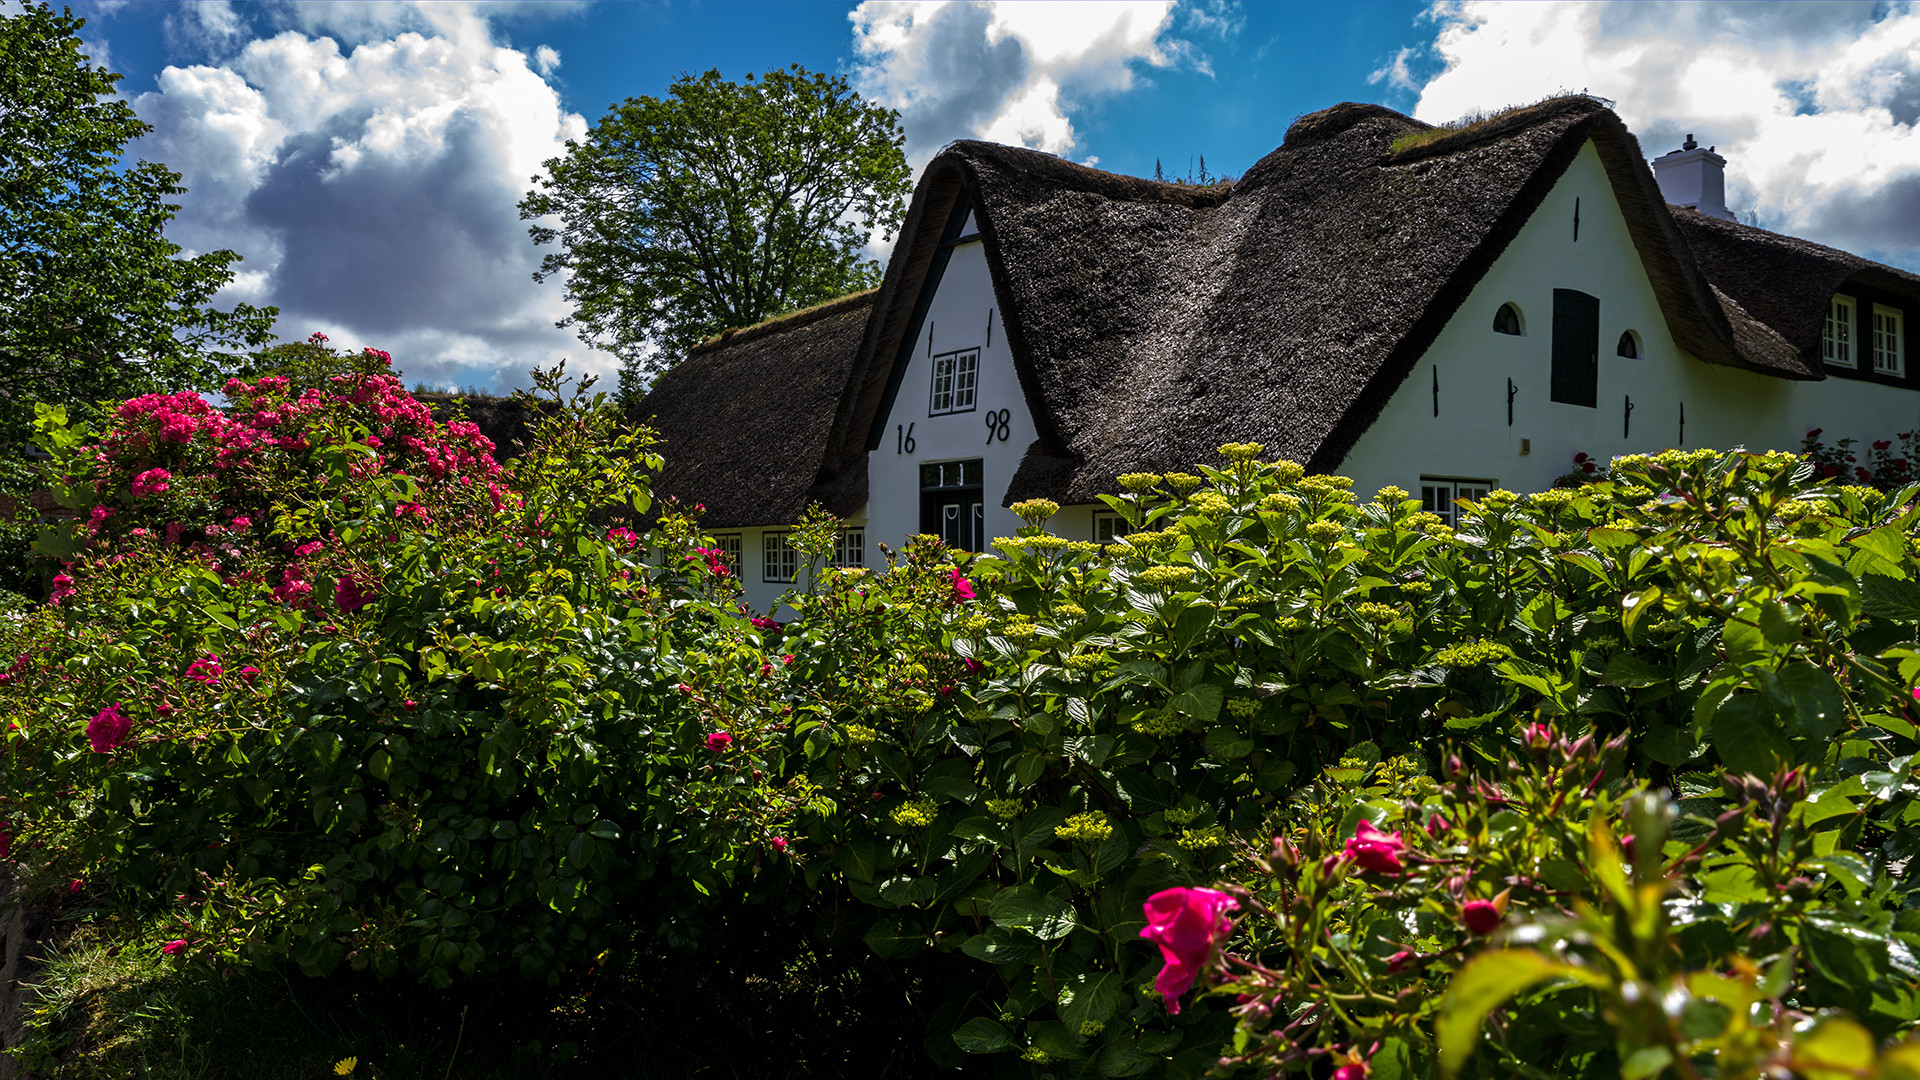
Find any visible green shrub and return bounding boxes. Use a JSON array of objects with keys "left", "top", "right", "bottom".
[{"left": 8, "top": 370, "right": 1920, "bottom": 1077}]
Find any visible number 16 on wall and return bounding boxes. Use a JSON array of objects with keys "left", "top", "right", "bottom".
[{"left": 896, "top": 423, "right": 915, "bottom": 454}]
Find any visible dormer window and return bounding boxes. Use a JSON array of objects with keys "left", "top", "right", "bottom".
[
  {"left": 1493, "top": 304, "right": 1523, "bottom": 336},
  {"left": 1616, "top": 331, "right": 1639, "bottom": 358},
  {"left": 1823, "top": 294, "right": 1856, "bottom": 368},
  {"left": 1873, "top": 304, "right": 1904, "bottom": 376},
  {"left": 930, "top": 348, "right": 979, "bottom": 415}
]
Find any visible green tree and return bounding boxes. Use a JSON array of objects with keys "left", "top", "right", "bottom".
[
  {"left": 0, "top": 3, "right": 276, "bottom": 440},
  {"left": 519, "top": 65, "right": 911, "bottom": 401}
]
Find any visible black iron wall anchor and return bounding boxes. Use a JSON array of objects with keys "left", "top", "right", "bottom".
[
  {"left": 1573, "top": 196, "right": 1581, "bottom": 242},
  {"left": 1432, "top": 366, "right": 1439, "bottom": 417},
  {"left": 1624, "top": 394, "right": 1635, "bottom": 438},
  {"left": 1679, "top": 402, "right": 1685, "bottom": 447},
  {"left": 1507, "top": 377, "right": 1517, "bottom": 426}
]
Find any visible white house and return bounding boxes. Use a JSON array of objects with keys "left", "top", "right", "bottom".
[{"left": 638, "top": 97, "right": 1920, "bottom": 613}]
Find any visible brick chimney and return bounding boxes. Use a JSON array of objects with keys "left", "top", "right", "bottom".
[{"left": 1651, "top": 134, "right": 1734, "bottom": 220}]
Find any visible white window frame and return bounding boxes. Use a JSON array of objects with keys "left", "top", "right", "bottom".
[
  {"left": 1824, "top": 294, "right": 1856, "bottom": 369},
  {"left": 1873, "top": 303, "right": 1904, "bottom": 376},
  {"left": 1420, "top": 476, "right": 1493, "bottom": 529},
  {"left": 761, "top": 532, "right": 797, "bottom": 583},
  {"left": 929, "top": 348, "right": 980, "bottom": 415},
  {"left": 832, "top": 528, "right": 865, "bottom": 569},
  {"left": 712, "top": 533, "right": 742, "bottom": 573}
]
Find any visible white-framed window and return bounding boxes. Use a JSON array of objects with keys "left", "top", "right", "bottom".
[
  {"left": 1873, "top": 303, "right": 1904, "bottom": 376},
  {"left": 929, "top": 348, "right": 980, "bottom": 415},
  {"left": 1094, "top": 513, "right": 1131, "bottom": 543},
  {"left": 1824, "top": 294, "right": 1856, "bottom": 369},
  {"left": 712, "top": 533, "right": 741, "bottom": 573},
  {"left": 832, "top": 528, "right": 865, "bottom": 569},
  {"left": 762, "top": 532, "right": 797, "bottom": 583},
  {"left": 1420, "top": 476, "right": 1493, "bottom": 528}
]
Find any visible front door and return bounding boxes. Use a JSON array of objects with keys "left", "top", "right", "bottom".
[{"left": 920, "top": 459, "right": 983, "bottom": 551}]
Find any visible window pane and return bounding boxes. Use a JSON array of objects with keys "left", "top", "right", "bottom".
[{"left": 920, "top": 463, "right": 940, "bottom": 488}]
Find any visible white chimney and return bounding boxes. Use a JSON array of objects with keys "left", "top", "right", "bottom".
[{"left": 1651, "top": 134, "right": 1734, "bottom": 220}]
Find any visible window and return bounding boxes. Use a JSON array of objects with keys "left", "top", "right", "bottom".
[
  {"left": 1616, "top": 330, "right": 1639, "bottom": 358},
  {"left": 1823, "top": 294, "right": 1856, "bottom": 369},
  {"left": 1493, "top": 304, "right": 1524, "bottom": 336},
  {"left": 929, "top": 348, "right": 980, "bottom": 415},
  {"left": 1873, "top": 303, "right": 1904, "bottom": 376},
  {"left": 1421, "top": 477, "right": 1493, "bottom": 529},
  {"left": 920, "top": 459, "right": 984, "bottom": 550},
  {"left": 832, "top": 528, "right": 865, "bottom": 569},
  {"left": 1550, "top": 289, "right": 1599, "bottom": 408},
  {"left": 712, "top": 533, "right": 742, "bottom": 572},
  {"left": 762, "top": 532, "right": 797, "bottom": 583},
  {"left": 1094, "top": 513, "right": 1131, "bottom": 544}
]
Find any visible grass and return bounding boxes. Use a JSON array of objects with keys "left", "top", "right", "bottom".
[
  {"left": 1387, "top": 93, "right": 1611, "bottom": 156},
  {"left": 6, "top": 892, "right": 946, "bottom": 1079}
]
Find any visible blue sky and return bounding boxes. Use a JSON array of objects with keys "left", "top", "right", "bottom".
[{"left": 59, "top": 1, "right": 1920, "bottom": 392}]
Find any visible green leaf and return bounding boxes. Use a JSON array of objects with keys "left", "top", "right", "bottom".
[
  {"left": 1057, "top": 969, "right": 1124, "bottom": 1031},
  {"left": 1760, "top": 662, "right": 1848, "bottom": 741},
  {"left": 1863, "top": 573, "right": 1920, "bottom": 621},
  {"left": 1792, "top": 1017, "right": 1875, "bottom": 1079},
  {"left": 1169, "top": 683, "right": 1224, "bottom": 724},
  {"left": 950, "top": 1017, "right": 1016, "bottom": 1054},
  {"left": 1436, "top": 949, "right": 1576, "bottom": 1078},
  {"left": 988, "top": 885, "right": 1077, "bottom": 940},
  {"left": 960, "top": 926, "right": 1040, "bottom": 966},
  {"left": 1851, "top": 525, "right": 1910, "bottom": 574},
  {"left": 1711, "top": 695, "right": 1791, "bottom": 777},
  {"left": 863, "top": 916, "right": 924, "bottom": 959}
]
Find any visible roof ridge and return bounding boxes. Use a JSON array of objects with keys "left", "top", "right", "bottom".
[
  {"left": 1387, "top": 94, "right": 1612, "bottom": 164},
  {"left": 691, "top": 289, "right": 878, "bottom": 354}
]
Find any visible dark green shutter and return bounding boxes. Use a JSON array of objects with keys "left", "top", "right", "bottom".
[{"left": 1551, "top": 289, "right": 1600, "bottom": 408}]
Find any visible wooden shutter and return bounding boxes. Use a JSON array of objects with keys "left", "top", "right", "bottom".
[{"left": 1551, "top": 289, "right": 1600, "bottom": 408}]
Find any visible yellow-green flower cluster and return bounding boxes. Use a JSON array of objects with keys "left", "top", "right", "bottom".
[
  {"left": 1354, "top": 601, "right": 1401, "bottom": 624},
  {"left": 1020, "top": 535, "right": 1072, "bottom": 552},
  {"left": 1138, "top": 565, "right": 1196, "bottom": 587},
  {"left": 1164, "top": 472, "right": 1204, "bottom": 495},
  {"left": 1190, "top": 491, "right": 1233, "bottom": 518},
  {"left": 1063, "top": 652, "right": 1109, "bottom": 671},
  {"left": 1218, "top": 441, "right": 1265, "bottom": 462},
  {"left": 1306, "top": 519, "right": 1345, "bottom": 543},
  {"left": 1118, "top": 472, "right": 1162, "bottom": 493},
  {"left": 1271, "top": 460, "right": 1307, "bottom": 484},
  {"left": 1616, "top": 484, "right": 1653, "bottom": 502},
  {"left": 1298, "top": 473, "right": 1354, "bottom": 496},
  {"left": 1377, "top": 755, "right": 1426, "bottom": 787},
  {"left": 1528, "top": 488, "right": 1576, "bottom": 512},
  {"left": 890, "top": 800, "right": 937, "bottom": 829},
  {"left": 1226, "top": 698, "right": 1259, "bottom": 719},
  {"left": 1840, "top": 485, "right": 1880, "bottom": 504},
  {"left": 1273, "top": 615, "right": 1304, "bottom": 631},
  {"left": 1775, "top": 499, "right": 1837, "bottom": 521},
  {"left": 1010, "top": 498, "right": 1060, "bottom": 525},
  {"left": 1432, "top": 639, "right": 1510, "bottom": 667},
  {"left": 1055, "top": 812, "right": 1113, "bottom": 843},
  {"left": 1022, "top": 1048, "right": 1054, "bottom": 1064},
  {"left": 1177, "top": 825, "right": 1228, "bottom": 849},
  {"left": 1053, "top": 602, "right": 1087, "bottom": 619},
  {"left": 1002, "top": 619, "right": 1038, "bottom": 639},
  {"left": 1162, "top": 804, "right": 1201, "bottom": 825},
  {"left": 1480, "top": 488, "right": 1519, "bottom": 508},
  {"left": 1374, "top": 484, "right": 1410, "bottom": 505},
  {"left": 1423, "top": 521, "right": 1457, "bottom": 541},
  {"left": 1400, "top": 579, "right": 1433, "bottom": 596},
  {"left": 1130, "top": 710, "right": 1187, "bottom": 737},
  {"left": 1259, "top": 492, "right": 1301, "bottom": 513},
  {"left": 1078, "top": 1021, "right": 1106, "bottom": 1038},
  {"left": 842, "top": 723, "right": 879, "bottom": 745},
  {"left": 986, "top": 798, "right": 1024, "bottom": 820},
  {"left": 958, "top": 614, "right": 993, "bottom": 634}
]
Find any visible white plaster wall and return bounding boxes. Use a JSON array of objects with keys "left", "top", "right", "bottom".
[
  {"left": 864, "top": 235, "right": 1040, "bottom": 554},
  {"left": 1339, "top": 141, "right": 1920, "bottom": 496}
]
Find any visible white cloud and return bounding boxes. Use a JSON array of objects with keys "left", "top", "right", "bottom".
[
  {"left": 130, "top": 4, "right": 605, "bottom": 392},
  {"left": 849, "top": 0, "right": 1197, "bottom": 165},
  {"left": 1402, "top": 0, "right": 1920, "bottom": 266}
]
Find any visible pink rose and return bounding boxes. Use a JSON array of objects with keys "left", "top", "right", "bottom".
[
  {"left": 1462, "top": 898, "right": 1502, "bottom": 935},
  {"left": 1387, "top": 950, "right": 1418, "bottom": 974},
  {"left": 86, "top": 703, "right": 131, "bottom": 753},
  {"left": 706, "top": 731, "right": 733, "bottom": 752},
  {"left": 336, "top": 576, "right": 376, "bottom": 613},
  {"left": 69, "top": 879, "right": 83, "bottom": 894},
  {"left": 962, "top": 657, "right": 983, "bottom": 676},
  {"left": 1140, "top": 886, "right": 1238, "bottom": 1014},
  {"left": 162, "top": 939, "right": 187, "bottom": 955},
  {"left": 771, "top": 837, "right": 789, "bottom": 853},
  {"left": 1344, "top": 819, "right": 1406, "bottom": 876},
  {"left": 186, "top": 655, "right": 223, "bottom": 686},
  {"left": 130, "top": 468, "right": 172, "bottom": 497},
  {"left": 949, "top": 570, "right": 975, "bottom": 602},
  {"left": 237, "top": 666, "right": 260, "bottom": 685},
  {"left": 1426, "top": 812, "right": 1451, "bottom": 838}
]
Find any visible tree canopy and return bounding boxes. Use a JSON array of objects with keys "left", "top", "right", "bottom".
[
  {"left": 0, "top": 2, "right": 276, "bottom": 442},
  {"left": 519, "top": 66, "right": 911, "bottom": 398}
]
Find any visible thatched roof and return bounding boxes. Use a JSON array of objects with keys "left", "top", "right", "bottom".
[
  {"left": 417, "top": 393, "right": 548, "bottom": 460},
  {"left": 1672, "top": 209, "right": 1920, "bottom": 361},
  {"left": 822, "top": 95, "right": 1822, "bottom": 506},
  {"left": 638, "top": 291, "right": 876, "bottom": 528}
]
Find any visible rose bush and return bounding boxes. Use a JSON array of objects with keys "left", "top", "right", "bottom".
[{"left": 6, "top": 359, "right": 1920, "bottom": 1076}]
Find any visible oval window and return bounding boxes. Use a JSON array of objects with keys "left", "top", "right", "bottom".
[{"left": 1493, "top": 303, "right": 1523, "bottom": 336}]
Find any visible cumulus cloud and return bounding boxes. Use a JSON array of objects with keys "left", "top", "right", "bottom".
[
  {"left": 128, "top": 3, "right": 603, "bottom": 392},
  {"left": 1400, "top": 0, "right": 1920, "bottom": 268},
  {"left": 849, "top": 0, "right": 1206, "bottom": 165}
]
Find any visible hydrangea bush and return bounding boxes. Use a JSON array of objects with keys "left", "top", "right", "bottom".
[{"left": 5, "top": 362, "right": 1920, "bottom": 1076}]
